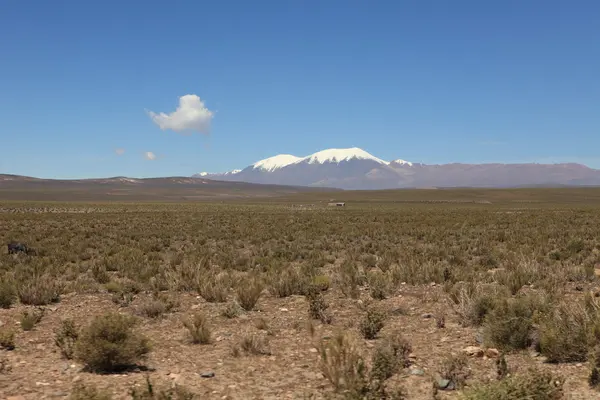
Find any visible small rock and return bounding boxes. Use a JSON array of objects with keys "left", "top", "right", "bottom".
[
  {"left": 421, "top": 313, "right": 434, "bottom": 319},
  {"left": 36, "top": 381, "right": 51, "bottom": 386},
  {"left": 436, "top": 378, "right": 452, "bottom": 390},
  {"left": 408, "top": 353, "right": 417, "bottom": 359},
  {"left": 7, "top": 396, "right": 27, "bottom": 400},
  {"left": 410, "top": 368, "right": 425, "bottom": 376},
  {"left": 430, "top": 282, "right": 436, "bottom": 287},
  {"left": 485, "top": 348, "right": 500, "bottom": 358},
  {"left": 309, "top": 348, "right": 318, "bottom": 353},
  {"left": 168, "top": 373, "right": 180, "bottom": 381},
  {"left": 463, "top": 346, "right": 484, "bottom": 357},
  {"left": 576, "top": 363, "right": 583, "bottom": 367},
  {"left": 475, "top": 333, "right": 484, "bottom": 344},
  {"left": 279, "top": 308, "right": 289, "bottom": 312},
  {"left": 200, "top": 372, "right": 215, "bottom": 378},
  {"left": 72, "top": 376, "right": 81, "bottom": 383}
]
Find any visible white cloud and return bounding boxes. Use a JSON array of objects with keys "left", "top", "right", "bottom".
[
  {"left": 144, "top": 151, "right": 157, "bottom": 161},
  {"left": 115, "top": 148, "right": 125, "bottom": 156},
  {"left": 147, "top": 94, "right": 214, "bottom": 134}
]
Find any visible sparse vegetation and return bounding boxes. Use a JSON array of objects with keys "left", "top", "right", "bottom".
[
  {"left": 3, "top": 191, "right": 600, "bottom": 397},
  {"left": 462, "top": 368, "right": 564, "bottom": 400}
]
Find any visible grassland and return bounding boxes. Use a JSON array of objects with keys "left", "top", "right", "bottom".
[{"left": 1, "top": 188, "right": 600, "bottom": 399}]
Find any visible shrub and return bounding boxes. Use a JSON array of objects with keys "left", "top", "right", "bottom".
[
  {"left": 235, "top": 277, "right": 263, "bottom": 311},
  {"left": 538, "top": 301, "right": 592, "bottom": 363},
  {"left": 69, "top": 381, "right": 113, "bottom": 400},
  {"left": 439, "top": 353, "right": 470, "bottom": 390},
  {"left": 359, "top": 308, "right": 386, "bottom": 340},
  {"left": 130, "top": 375, "right": 196, "bottom": 399},
  {"left": 55, "top": 319, "right": 80, "bottom": 359},
  {"left": 462, "top": 368, "right": 564, "bottom": 400},
  {"left": 307, "top": 291, "right": 332, "bottom": 324},
  {"left": 237, "top": 334, "right": 271, "bottom": 356},
  {"left": 268, "top": 268, "right": 304, "bottom": 298},
  {"left": 0, "top": 280, "right": 16, "bottom": 309},
  {"left": 367, "top": 271, "right": 390, "bottom": 300},
  {"left": 137, "top": 296, "right": 176, "bottom": 319},
  {"left": 20, "top": 307, "right": 45, "bottom": 331},
  {"left": 312, "top": 275, "right": 331, "bottom": 292},
  {"left": 483, "top": 295, "right": 545, "bottom": 351},
  {"left": 17, "top": 274, "right": 62, "bottom": 305},
  {"left": 449, "top": 282, "right": 506, "bottom": 327},
  {"left": 590, "top": 346, "right": 600, "bottom": 390},
  {"left": 221, "top": 301, "right": 242, "bottom": 318},
  {"left": 0, "top": 328, "right": 16, "bottom": 350},
  {"left": 318, "top": 331, "right": 404, "bottom": 398},
  {"left": 197, "top": 273, "right": 229, "bottom": 303},
  {"left": 183, "top": 313, "right": 212, "bottom": 344},
  {"left": 319, "top": 332, "right": 369, "bottom": 394},
  {"left": 338, "top": 260, "right": 363, "bottom": 299},
  {"left": 74, "top": 312, "right": 151, "bottom": 373}
]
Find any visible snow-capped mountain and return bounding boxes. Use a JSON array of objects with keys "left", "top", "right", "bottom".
[
  {"left": 252, "top": 154, "right": 303, "bottom": 172},
  {"left": 192, "top": 147, "right": 600, "bottom": 189}
]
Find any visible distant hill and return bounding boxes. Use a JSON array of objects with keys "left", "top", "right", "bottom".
[
  {"left": 0, "top": 174, "right": 339, "bottom": 202},
  {"left": 194, "top": 147, "right": 600, "bottom": 190}
]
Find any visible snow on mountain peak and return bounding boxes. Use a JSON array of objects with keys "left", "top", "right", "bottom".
[
  {"left": 197, "top": 172, "right": 209, "bottom": 177},
  {"left": 391, "top": 159, "right": 413, "bottom": 166},
  {"left": 252, "top": 154, "right": 303, "bottom": 172},
  {"left": 300, "top": 147, "right": 388, "bottom": 165}
]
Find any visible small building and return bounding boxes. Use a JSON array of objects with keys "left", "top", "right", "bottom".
[{"left": 328, "top": 202, "right": 346, "bottom": 207}]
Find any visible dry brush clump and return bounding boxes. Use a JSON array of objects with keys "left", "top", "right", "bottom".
[
  {"left": 183, "top": 312, "right": 212, "bottom": 344},
  {"left": 74, "top": 312, "right": 151, "bottom": 373}
]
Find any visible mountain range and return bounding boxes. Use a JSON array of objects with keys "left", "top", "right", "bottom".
[{"left": 194, "top": 147, "right": 600, "bottom": 190}]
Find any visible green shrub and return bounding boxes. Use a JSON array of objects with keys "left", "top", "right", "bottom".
[
  {"left": 55, "top": 319, "right": 80, "bottom": 359},
  {"left": 74, "top": 312, "right": 151, "bottom": 373},
  {"left": 20, "top": 307, "right": 45, "bottom": 331},
  {"left": 483, "top": 294, "right": 546, "bottom": 351},
  {"left": 538, "top": 301, "right": 592, "bottom": 363},
  {"left": 359, "top": 308, "right": 386, "bottom": 340},
  {"left": 370, "top": 335, "right": 411, "bottom": 381},
  {"left": 0, "top": 280, "right": 16, "bottom": 309}
]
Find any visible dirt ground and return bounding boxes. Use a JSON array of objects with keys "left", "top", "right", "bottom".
[{"left": 0, "top": 283, "right": 595, "bottom": 399}]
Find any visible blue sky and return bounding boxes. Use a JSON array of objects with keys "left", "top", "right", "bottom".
[{"left": 1, "top": 0, "right": 599, "bottom": 178}]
